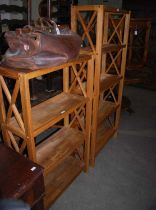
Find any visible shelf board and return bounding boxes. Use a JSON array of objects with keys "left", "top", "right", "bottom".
[
  {"left": 44, "top": 156, "right": 84, "bottom": 209},
  {"left": 96, "top": 124, "right": 116, "bottom": 155},
  {"left": 79, "top": 44, "right": 125, "bottom": 55},
  {"left": 100, "top": 74, "right": 122, "bottom": 91},
  {"left": 36, "top": 127, "right": 84, "bottom": 175},
  {"left": 102, "top": 44, "right": 125, "bottom": 53},
  {"left": 32, "top": 93, "right": 87, "bottom": 136},
  {"left": 98, "top": 101, "right": 119, "bottom": 125},
  {"left": 80, "top": 47, "right": 94, "bottom": 55},
  {"left": 8, "top": 92, "right": 87, "bottom": 137}
]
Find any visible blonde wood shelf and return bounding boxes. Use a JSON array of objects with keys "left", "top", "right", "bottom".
[
  {"left": 8, "top": 92, "right": 87, "bottom": 137},
  {"left": 96, "top": 126, "right": 116, "bottom": 155},
  {"left": 102, "top": 44, "right": 126, "bottom": 53},
  {"left": 80, "top": 44, "right": 125, "bottom": 56},
  {"left": 98, "top": 101, "right": 119, "bottom": 126},
  {"left": 36, "top": 127, "right": 85, "bottom": 175},
  {"left": 100, "top": 74, "right": 122, "bottom": 92},
  {"left": 44, "top": 156, "right": 84, "bottom": 209}
]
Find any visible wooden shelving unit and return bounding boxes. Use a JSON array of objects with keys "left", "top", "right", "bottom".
[
  {"left": 127, "top": 18, "right": 151, "bottom": 70},
  {"left": 71, "top": 5, "right": 130, "bottom": 166},
  {"left": 125, "top": 18, "right": 152, "bottom": 84},
  {"left": 0, "top": 54, "right": 93, "bottom": 209}
]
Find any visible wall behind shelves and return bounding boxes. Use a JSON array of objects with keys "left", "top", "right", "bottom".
[
  {"left": 78, "top": 0, "right": 122, "bottom": 8},
  {"left": 30, "top": 0, "right": 122, "bottom": 21}
]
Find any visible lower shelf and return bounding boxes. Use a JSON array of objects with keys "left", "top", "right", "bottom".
[
  {"left": 44, "top": 156, "right": 84, "bottom": 209},
  {"left": 36, "top": 127, "right": 84, "bottom": 175},
  {"left": 98, "top": 101, "right": 119, "bottom": 126},
  {"left": 100, "top": 74, "right": 122, "bottom": 92},
  {"left": 96, "top": 125, "right": 116, "bottom": 155}
]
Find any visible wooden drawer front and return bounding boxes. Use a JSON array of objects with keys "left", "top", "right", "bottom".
[{"left": 21, "top": 174, "right": 45, "bottom": 207}]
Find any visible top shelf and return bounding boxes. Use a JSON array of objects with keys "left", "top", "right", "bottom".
[
  {"left": 80, "top": 44, "right": 125, "bottom": 56},
  {"left": 0, "top": 54, "right": 91, "bottom": 79}
]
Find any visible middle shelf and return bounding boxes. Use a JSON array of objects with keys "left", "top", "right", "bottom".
[
  {"left": 36, "top": 127, "right": 85, "bottom": 175},
  {"left": 8, "top": 92, "right": 88, "bottom": 138}
]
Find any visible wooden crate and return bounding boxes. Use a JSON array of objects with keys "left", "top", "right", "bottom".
[{"left": 0, "top": 143, "right": 44, "bottom": 210}]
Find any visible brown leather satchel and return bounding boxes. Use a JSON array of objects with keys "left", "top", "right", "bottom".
[{"left": 1, "top": 20, "right": 82, "bottom": 69}]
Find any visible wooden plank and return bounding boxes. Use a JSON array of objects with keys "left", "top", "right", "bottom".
[
  {"left": 80, "top": 44, "right": 125, "bottom": 55},
  {"left": 63, "top": 66, "right": 69, "bottom": 126},
  {"left": 89, "top": 5, "right": 104, "bottom": 167},
  {"left": 115, "top": 12, "right": 130, "bottom": 131},
  {"left": 100, "top": 74, "right": 122, "bottom": 92},
  {"left": 84, "top": 58, "right": 94, "bottom": 172},
  {"left": 26, "top": 55, "right": 91, "bottom": 80},
  {"left": 102, "top": 44, "right": 125, "bottom": 53},
  {"left": 71, "top": 5, "right": 104, "bottom": 11},
  {"left": 96, "top": 126, "right": 116, "bottom": 155},
  {"left": 0, "top": 66, "right": 21, "bottom": 79},
  {"left": 36, "top": 127, "right": 85, "bottom": 175},
  {"left": 20, "top": 75, "right": 36, "bottom": 162},
  {"left": 98, "top": 101, "right": 119, "bottom": 125},
  {"left": 71, "top": 5, "right": 125, "bottom": 13},
  {"left": 6, "top": 79, "right": 21, "bottom": 124},
  {"left": 80, "top": 47, "right": 94, "bottom": 55},
  {"left": 32, "top": 93, "right": 87, "bottom": 136},
  {"left": 0, "top": 80, "right": 11, "bottom": 146},
  {"left": 8, "top": 92, "right": 88, "bottom": 137},
  {"left": 44, "top": 156, "right": 84, "bottom": 209},
  {"left": 5, "top": 124, "right": 25, "bottom": 139},
  {"left": 71, "top": 81, "right": 86, "bottom": 95},
  {"left": 0, "top": 55, "right": 91, "bottom": 80}
]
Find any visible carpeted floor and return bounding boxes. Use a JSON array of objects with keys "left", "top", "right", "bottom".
[{"left": 50, "top": 85, "right": 156, "bottom": 210}]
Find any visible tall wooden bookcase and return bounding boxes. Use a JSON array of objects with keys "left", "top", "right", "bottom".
[
  {"left": 71, "top": 5, "right": 130, "bottom": 165},
  {"left": 0, "top": 54, "right": 93, "bottom": 209}
]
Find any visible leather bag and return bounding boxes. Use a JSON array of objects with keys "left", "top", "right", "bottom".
[{"left": 1, "top": 19, "right": 82, "bottom": 69}]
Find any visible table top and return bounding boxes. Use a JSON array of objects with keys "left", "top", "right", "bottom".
[{"left": 0, "top": 143, "right": 43, "bottom": 198}]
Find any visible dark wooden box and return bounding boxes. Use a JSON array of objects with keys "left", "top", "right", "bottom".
[{"left": 0, "top": 144, "right": 45, "bottom": 210}]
